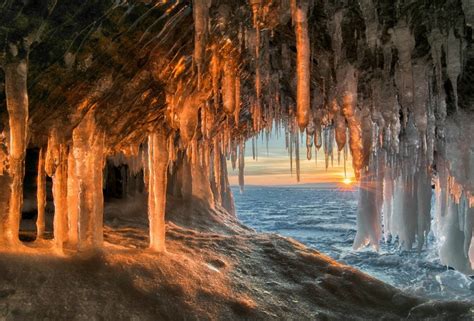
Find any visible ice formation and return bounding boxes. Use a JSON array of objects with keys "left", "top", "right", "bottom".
[{"left": 0, "top": 0, "right": 472, "bottom": 275}]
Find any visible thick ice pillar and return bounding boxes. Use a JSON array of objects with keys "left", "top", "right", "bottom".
[
  {"left": 67, "top": 151, "right": 79, "bottom": 246},
  {"left": 36, "top": 148, "right": 47, "bottom": 239},
  {"left": 4, "top": 60, "right": 29, "bottom": 245},
  {"left": 71, "top": 113, "right": 105, "bottom": 251},
  {"left": 147, "top": 129, "right": 169, "bottom": 252},
  {"left": 353, "top": 164, "right": 382, "bottom": 250},
  {"left": 0, "top": 138, "right": 11, "bottom": 245},
  {"left": 52, "top": 144, "right": 69, "bottom": 250}
]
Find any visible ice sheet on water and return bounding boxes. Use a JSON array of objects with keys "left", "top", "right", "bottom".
[{"left": 233, "top": 185, "right": 474, "bottom": 302}]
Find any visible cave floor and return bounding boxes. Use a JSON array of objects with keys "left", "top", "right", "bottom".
[{"left": 0, "top": 203, "right": 472, "bottom": 321}]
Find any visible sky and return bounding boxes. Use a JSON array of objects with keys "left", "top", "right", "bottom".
[{"left": 227, "top": 127, "right": 356, "bottom": 186}]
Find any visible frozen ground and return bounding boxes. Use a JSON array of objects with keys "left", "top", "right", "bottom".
[
  {"left": 232, "top": 185, "right": 474, "bottom": 302},
  {"left": 2, "top": 195, "right": 472, "bottom": 320}
]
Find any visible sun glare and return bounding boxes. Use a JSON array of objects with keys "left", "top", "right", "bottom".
[{"left": 343, "top": 178, "right": 352, "bottom": 185}]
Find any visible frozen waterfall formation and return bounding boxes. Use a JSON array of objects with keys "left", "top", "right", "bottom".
[{"left": 0, "top": 1, "right": 473, "bottom": 272}]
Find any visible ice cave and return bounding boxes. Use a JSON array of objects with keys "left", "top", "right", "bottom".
[{"left": 0, "top": 0, "right": 473, "bottom": 319}]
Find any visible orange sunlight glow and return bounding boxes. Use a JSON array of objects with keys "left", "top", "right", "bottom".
[{"left": 342, "top": 177, "right": 352, "bottom": 185}]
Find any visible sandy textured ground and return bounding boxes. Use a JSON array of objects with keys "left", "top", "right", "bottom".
[{"left": 0, "top": 198, "right": 472, "bottom": 320}]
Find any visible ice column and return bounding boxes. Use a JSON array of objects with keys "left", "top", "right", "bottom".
[
  {"left": 4, "top": 59, "right": 29, "bottom": 245},
  {"left": 71, "top": 113, "right": 105, "bottom": 251},
  {"left": 50, "top": 138, "right": 69, "bottom": 250},
  {"left": 147, "top": 129, "right": 169, "bottom": 252},
  {"left": 353, "top": 157, "right": 382, "bottom": 250},
  {"left": 36, "top": 148, "right": 47, "bottom": 239}
]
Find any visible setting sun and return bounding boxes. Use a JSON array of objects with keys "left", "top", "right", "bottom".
[{"left": 343, "top": 178, "right": 352, "bottom": 185}]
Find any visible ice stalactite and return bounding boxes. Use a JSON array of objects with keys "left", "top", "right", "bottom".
[
  {"left": 359, "top": 0, "right": 379, "bottom": 50},
  {"left": 147, "top": 129, "right": 169, "bottom": 252},
  {"left": 70, "top": 112, "right": 105, "bottom": 251},
  {"left": 250, "top": 0, "right": 262, "bottom": 124},
  {"left": 382, "top": 166, "right": 393, "bottom": 240},
  {"left": 190, "top": 143, "right": 214, "bottom": 205},
  {"left": 392, "top": 21, "right": 415, "bottom": 126},
  {"left": 238, "top": 140, "right": 245, "bottom": 193},
  {"left": 462, "top": 0, "right": 474, "bottom": 27},
  {"left": 4, "top": 59, "right": 29, "bottom": 246},
  {"left": 220, "top": 152, "right": 235, "bottom": 215},
  {"left": 210, "top": 45, "right": 221, "bottom": 109},
  {"left": 433, "top": 114, "right": 474, "bottom": 272},
  {"left": 36, "top": 148, "right": 47, "bottom": 239},
  {"left": 192, "top": 0, "right": 210, "bottom": 86},
  {"left": 292, "top": 0, "right": 311, "bottom": 130},
  {"left": 446, "top": 28, "right": 462, "bottom": 112},
  {"left": 213, "top": 138, "right": 222, "bottom": 205},
  {"left": 353, "top": 158, "right": 382, "bottom": 250},
  {"left": 338, "top": 64, "right": 363, "bottom": 179},
  {"left": 334, "top": 100, "right": 347, "bottom": 153},
  {"left": 222, "top": 61, "right": 237, "bottom": 115},
  {"left": 295, "top": 130, "right": 301, "bottom": 182}
]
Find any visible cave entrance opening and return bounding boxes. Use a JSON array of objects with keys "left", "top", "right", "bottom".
[{"left": 20, "top": 148, "right": 53, "bottom": 242}]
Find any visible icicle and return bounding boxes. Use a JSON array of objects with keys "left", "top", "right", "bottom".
[
  {"left": 306, "top": 133, "right": 313, "bottom": 160},
  {"left": 330, "top": 10, "right": 343, "bottom": 68},
  {"left": 359, "top": 0, "right": 379, "bottom": 50},
  {"left": 3, "top": 59, "right": 29, "bottom": 246},
  {"left": 249, "top": 1, "right": 262, "bottom": 117},
  {"left": 446, "top": 28, "right": 462, "bottom": 112},
  {"left": 462, "top": 0, "right": 474, "bottom": 27},
  {"left": 334, "top": 101, "right": 347, "bottom": 152},
  {"left": 339, "top": 64, "right": 363, "bottom": 179},
  {"left": 192, "top": 0, "right": 210, "bottom": 86},
  {"left": 252, "top": 136, "right": 256, "bottom": 160},
  {"left": 289, "top": 130, "right": 294, "bottom": 175},
  {"left": 295, "top": 130, "right": 300, "bottom": 182},
  {"left": 234, "top": 76, "right": 241, "bottom": 125},
  {"left": 293, "top": 0, "right": 311, "bottom": 130},
  {"left": 392, "top": 20, "right": 415, "bottom": 126},
  {"left": 213, "top": 138, "right": 222, "bottom": 205},
  {"left": 353, "top": 159, "right": 382, "bottom": 251},
  {"left": 147, "top": 129, "right": 169, "bottom": 252},
  {"left": 238, "top": 140, "right": 245, "bottom": 193},
  {"left": 210, "top": 45, "right": 220, "bottom": 109},
  {"left": 222, "top": 61, "right": 237, "bottom": 114},
  {"left": 36, "top": 147, "right": 46, "bottom": 240},
  {"left": 382, "top": 166, "right": 393, "bottom": 240}
]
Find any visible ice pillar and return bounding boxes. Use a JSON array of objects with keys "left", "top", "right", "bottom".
[
  {"left": 52, "top": 143, "right": 69, "bottom": 250},
  {"left": 4, "top": 60, "right": 29, "bottom": 245},
  {"left": 147, "top": 129, "right": 169, "bottom": 252},
  {"left": 71, "top": 113, "right": 105, "bottom": 251},
  {"left": 36, "top": 148, "right": 47, "bottom": 239}
]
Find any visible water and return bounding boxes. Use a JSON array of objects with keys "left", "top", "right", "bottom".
[{"left": 232, "top": 185, "right": 474, "bottom": 302}]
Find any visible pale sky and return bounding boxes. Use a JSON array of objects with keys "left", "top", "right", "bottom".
[{"left": 227, "top": 128, "right": 356, "bottom": 186}]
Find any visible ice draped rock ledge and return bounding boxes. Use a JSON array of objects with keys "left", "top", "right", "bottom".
[{"left": 0, "top": 0, "right": 473, "bottom": 286}]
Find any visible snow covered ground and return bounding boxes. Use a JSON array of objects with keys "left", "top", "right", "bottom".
[{"left": 232, "top": 185, "right": 474, "bottom": 302}]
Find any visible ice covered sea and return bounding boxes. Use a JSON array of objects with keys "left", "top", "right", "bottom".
[{"left": 232, "top": 185, "right": 474, "bottom": 302}]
